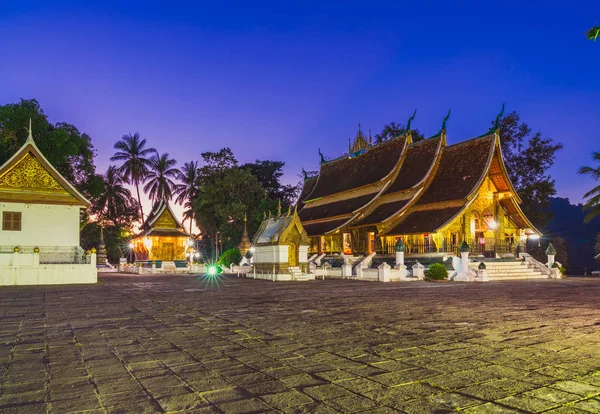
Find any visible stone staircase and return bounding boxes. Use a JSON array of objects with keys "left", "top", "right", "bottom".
[
  {"left": 162, "top": 261, "right": 177, "bottom": 272},
  {"left": 470, "top": 260, "right": 548, "bottom": 281},
  {"left": 289, "top": 266, "right": 312, "bottom": 281}
]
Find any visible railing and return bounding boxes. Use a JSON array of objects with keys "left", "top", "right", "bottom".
[{"left": 377, "top": 238, "right": 526, "bottom": 257}]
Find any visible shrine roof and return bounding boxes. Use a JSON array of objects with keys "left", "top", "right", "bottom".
[
  {"left": 352, "top": 199, "right": 411, "bottom": 227},
  {"left": 298, "top": 193, "right": 376, "bottom": 223},
  {"left": 307, "top": 135, "right": 407, "bottom": 200},
  {"left": 416, "top": 134, "right": 495, "bottom": 205},
  {"left": 144, "top": 228, "right": 190, "bottom": 238},
  {"left": 385, "top": 206, "right": 465, "bottom": 235},
  {"left": 303, "top": 218, "right": 349, "bottom": 237},
  {"left": 383, "top": 137, "right": 441, "bottom": 195},
  {"left": 297, "top": 175, "right": 318, "bottom": 208}
]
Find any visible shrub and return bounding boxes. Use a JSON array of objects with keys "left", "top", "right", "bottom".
[
  {"left": 426, "top": 263, "right": 448, "bottom": 280},
  {"left": 219, "top": 248, "right": 242, "bottom": 268}
]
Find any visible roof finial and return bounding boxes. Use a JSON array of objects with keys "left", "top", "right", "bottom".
[
  {"left": 358, "top": 122, "right": 362, "bottom": 134},
  {"left": 442, "top": 109, "right": 451, "bottom": 131},
  {"left": 493, "top": 103, "right": 505, "bottom": 131},
  {"left": 244, "top": 212, "right": 247, "bottom": 222},
  {"left": 277, "top": 200, "right": 281, "bottom": 216},
  {"left": 318, "top": 148, "right": 326, "bottom": 164},
  {"left": 26, "top": 118, "right": 34, "bottom": 143},
  {"left": 302, "top": 167, "right": 308, "bottom": 180},
  {"left": 287, "top": 205, "right": 291, "bottom": 216},
  {"left": 406, "top": 109, "right": 417, "bottom": 131},
  {"left": 369, "top": 129, "right": 372, "bottom": 145},
  {"left": 348, "top": 137, "right": 351, "bottom": 154}
]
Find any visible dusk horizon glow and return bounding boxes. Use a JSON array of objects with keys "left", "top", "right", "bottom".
[{"left": 2, "top": 1, "right": 599, "bottom": 215}]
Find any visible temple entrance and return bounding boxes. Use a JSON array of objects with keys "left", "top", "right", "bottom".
[
  {"left": 288, "top": 243, "right": 299, "bottom": 266},
  {"left": 475, "top": 232, "right": 485, "bottom": 255},
  {"left": 161, "top": 243, "right": 174, "bottom": 261}
]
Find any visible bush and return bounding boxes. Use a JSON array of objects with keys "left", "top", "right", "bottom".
[
  {"left": 219, "top": 248, "right": 242, "bottom": 268},
  {"left": 426, "top": 263, "right": 448, "bottom": 280}
]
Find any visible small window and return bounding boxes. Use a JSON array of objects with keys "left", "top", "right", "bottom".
[{"left": 2, "top": 212, "right": 21, "bottom": 231}]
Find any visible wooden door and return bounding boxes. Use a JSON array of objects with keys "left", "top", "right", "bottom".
[{"left": 162, "top": 243, "right": 174, "bottom": 260}]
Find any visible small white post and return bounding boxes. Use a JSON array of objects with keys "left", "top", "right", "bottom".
[
  {"left": 454, "top": 241, "right": 471, "bottom": 281},
  {"left": 342, "top": 256, "right": 353, "bottom": 278},
  {"left": 412, "top": 261, "right": 425, "bottom": 280},
  {"left": 378, "top": 262, "right": 391, "bottom": 282},
  {"left": 90, "top": 249, "right": 97, "bottom": 267}
]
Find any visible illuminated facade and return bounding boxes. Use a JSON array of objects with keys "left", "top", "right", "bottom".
[
  {"left": 298, "top": 112, "right": 539, "bottom": 258},
  {"left": 132, "top": 201, "right": 190, "bottom": 262}
]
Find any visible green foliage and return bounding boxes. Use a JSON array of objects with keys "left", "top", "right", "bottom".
[
  {"left": 219, "top": 248, "right": 242, "bottom": 268},
  {"left": 426, "top": 263, "right": 448, "bottom": 280},
  {"left": 90, "top": 166, "right": 140, "bottom": 227},
  {"left": 578, "top": 151, "right": 600, "bottom": 223},
  {"left": 110, "top": 132, "right": 156, "bottom": 223},
  {"left": 241, "top": 160, "right": 298, "bottom": 206},
  {"left": 374, "top": 121, "right": 425, "bottom": 144},
  {"left": 143, "top": 152, "right": 180, "bottom": 202},
  {"left": 0, "top": 99, "right": 97, "bottom": 197},
  {"left": 587, "top": 26, "right": 600, "bottom": 41},
  {"left": 527, "top": 236, "right": 570, "bottom": 269},
  {"left": 80, "top": 222, "right": 130, "bottom": 264},
  {"left": 496, "top": 112, "right": 563, "bottom": 227}
]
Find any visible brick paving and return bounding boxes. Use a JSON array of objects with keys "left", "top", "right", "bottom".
[{"left": 1, "top": 276, "right": 600, "bottom": 413}]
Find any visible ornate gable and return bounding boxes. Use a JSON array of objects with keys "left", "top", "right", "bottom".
[
  {"left": 0, "top": 123, "right": 90, "bottom": 207},
  {"left": 153, "top": 208, "right": 178, "bottom": 229}
]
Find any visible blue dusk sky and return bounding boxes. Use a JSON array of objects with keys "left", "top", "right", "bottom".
[{"left": 1, "top": 1, "right": 599, "bottom": 213}]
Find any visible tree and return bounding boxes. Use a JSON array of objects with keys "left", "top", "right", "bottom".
[
  {"left": 144, "top": 152, "right": 180, "bottom": 202},
  {"left": 110, "top": 133, "right": 155, "bottom": 223},
  {"left": 496, "top": 112, "right": 563, "bottom": 227},
  {"left": 91, "top": 166, "right": 139, "bottom": 226},
  {"left": 197, "top": 148, "right": 238, "bottom": 183},
  {"left": 587, "top": 26, "right": 600, "bottom": 41},
  {"left": 0, "top": 99, "right": 98, "bottom": 197},
  {"left": 194, "top": 168, "right": 266, "bottom": 257},
  {"left": 175, "top": 160, "right": 199, "bottom": 234},
  {"left": 241, "top": 160, "right": 298, "bottom": 206},
  {"left": 374, "top": 122, "right": 425, "bottom": 144},
  {"left": 578, "top": 151, "right": 600, "bottom": 223}
]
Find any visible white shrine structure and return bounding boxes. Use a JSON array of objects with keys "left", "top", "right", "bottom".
[{"left": 0, "top": 121, "right": 97, "bottom": 285}]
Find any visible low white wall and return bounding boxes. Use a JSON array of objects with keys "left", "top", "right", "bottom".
[
  {"left": 255, "top": 245, "right": 289, "bottom": 263},
  {"left": 0, "top": 265, "right": 97, "bottom": 285}
]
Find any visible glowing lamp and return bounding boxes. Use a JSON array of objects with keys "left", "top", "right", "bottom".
[
  {"left": 529, "top": 234, "right": 540, "bottom": 240},
  {"left": 128, "top": 243, "right": 134, "bottom": 249},
  {"left": 488, "top": 220, "right": 498, "bottom": 230},
  {"left": 208, "top": 265, "right": 218, "bottom": 276}
]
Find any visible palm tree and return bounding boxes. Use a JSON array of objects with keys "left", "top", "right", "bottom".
[
  {"left": 175, "top": 161, "right": 199, "bottom": 233},
  {"left": 144, "top": 152, "right": 180, "bottom": 202},
  {"left": 110, "top": 133, "right": 155, "bottom": 224},
  {"left": 95, "top": 166, "right": 136, "bottom": 225},
  {"left": 578, "top": 151, "right": 600, "bottom": 223}
]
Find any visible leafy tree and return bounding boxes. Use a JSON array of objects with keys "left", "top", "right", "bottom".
[
  {"left": 175, "top": 160, "right": 199, "bottom": 234},
  {"left": 0, "top": 99, "right": 97, "bottom": 197},
  {"left": 496, "top": 112, "right": 563, "bottom": 227},
  {"left": 374, "top": 122, "right": 425, "bottom": 144},
  {"left": 219, "top": 248, "right": 242, "bottom": 268},
  {"left": 587, "top": 26, "right": 600, "bottom": 41},
  {"left": 198, "top": 148, "right": 237, "bottom": 183},
  {"left": 578, "top": 151, "right": 600, "bottom": 223},
  {"left": 110, "top": 133, "right": 155, "bottom": 223},
  {"left": 241, "top": 160, "right": 298, "bottom": 206},
  {"left": 194, "top": 168, "right": 266, "bottom": 257},
  {"left": 144, "top": 152, "right": 180, "bottom": 202}
]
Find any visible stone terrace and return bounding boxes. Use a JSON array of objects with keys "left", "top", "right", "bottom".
[{"left": 1, "top": 276, "right": 600, "bottom": 413}]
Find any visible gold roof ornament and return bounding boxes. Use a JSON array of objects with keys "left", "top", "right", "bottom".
[
  {"left": 350, "top": 122, "right": 370, "bottom": 153},
  {"left": 277, "top": 199, "right": 282, "bottom": 216}
]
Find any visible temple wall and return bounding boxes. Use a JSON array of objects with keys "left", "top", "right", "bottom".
[{"left": 0, "top": 202, "right": 80, "bottom": 248}]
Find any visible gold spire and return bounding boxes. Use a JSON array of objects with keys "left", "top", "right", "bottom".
[
  {"left": 350, "top": 122, "right": 370, "bottom": 153},
  {"left": 277, "top": 200, "right": 281, "bottom": 216},
  {"left": 238, "top": 212, "right": 251, "bottom": 254}
]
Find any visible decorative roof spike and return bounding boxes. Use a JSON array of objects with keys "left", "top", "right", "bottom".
[
  {"left": 493, "top": 103, "right": 505, "bottom": 131},
  {"left": 369, "top": 129, "right": 373, "bottom": 145},
  {"left": 277, "top": 200, "right": 281, "bottom": 216},
  {"left": 263, "top": 211, "right": 266, "bottom": 219},
  {"left": 406, "top": 109, "right": 417, "bottom": 131},
  {"left": 301, "top": 167, "right": 308, "bottom": 180},
  {"left": 26, "top": 118, "right": 34, "bottom": 143},
  {"left": 294, "top": 204, "right": 298, "bottom": 215},
  {"left": 545, "top": 243, "right": 556, "bottom": 256},
  {"left": 348, "top": 137, "right": 351, "bottom": 154},
  {"left": 394, "top": 238, "right": 406, "bottom": 252},
  {"left": 318, "top": 148, "right": 326, "bottom": 164},
  {"left": 357, "top": 121, "right": 362, "bottom": 134},
  {"left": 287, "top": 205, "right": 291, "bottom": 216},
  {"left": 442, "top": 109, "right": 451, "bottom": 131}
]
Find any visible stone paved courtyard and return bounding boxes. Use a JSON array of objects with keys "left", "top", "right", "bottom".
[{"left": 1, "top": 276, "right": 600, "bottom": 413}]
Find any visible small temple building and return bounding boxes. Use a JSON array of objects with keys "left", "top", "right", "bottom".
[
  {"left": 252, "top": 204, "right": 311, "bottom": 280},
  {"left": 131, "top": 200, "right": 191, "bottom": 263},
  {"left": 0, "top": 121, "right": 97, "bottom": 285},
  {"left": 297, "top": 108, "right": 540, "bottom": 259}
]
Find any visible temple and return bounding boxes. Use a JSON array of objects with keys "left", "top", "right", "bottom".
[
  {"left": 131, "top": 200, "right": 191, "bottom": 263},
  {"left": 0, "top": 120, "right": 97, "bottom": 285},
  {"left": 298, "top": 109, "right": 540, "bottom": 259}
]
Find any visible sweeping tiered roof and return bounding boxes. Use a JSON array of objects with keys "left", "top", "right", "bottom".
[{"left": 297, "top": 114, "right": 537, "bottom": 237}]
